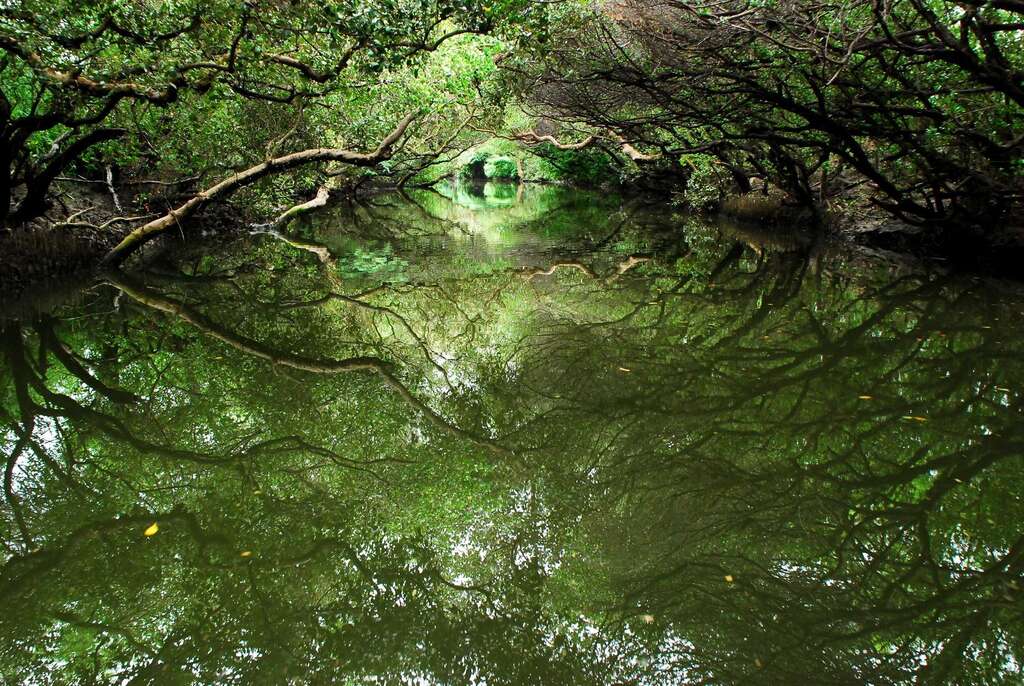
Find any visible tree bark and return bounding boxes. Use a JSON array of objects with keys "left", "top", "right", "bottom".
[
  {"left": 8, "top": 128, "right": 125, "bottom": 225},
  {"left": 269, "top": 186, "right": 330, "bottom": 227}
]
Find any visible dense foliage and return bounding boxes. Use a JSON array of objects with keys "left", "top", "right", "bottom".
[
  {"left": 0, "top": 0, "right": 546, "bottom": 259},
  {"left": 4, "top": 1, "right": 1024, "bottom": 264},
  {"left": 500, "top": 0, "right": 1024, "bottom": 239}
]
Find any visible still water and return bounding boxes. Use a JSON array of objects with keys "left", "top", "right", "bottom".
[{"left": 1, "top": 182, "right": 1023, "bottom": 685}]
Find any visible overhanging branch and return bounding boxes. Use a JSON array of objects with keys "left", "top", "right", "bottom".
[{"left": 102, "top": 112, "right": 419, "bottom": 265}]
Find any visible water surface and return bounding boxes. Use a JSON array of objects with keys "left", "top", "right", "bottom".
[{"left": 2, "top": 183, "right": 1023, "bottom": 684}]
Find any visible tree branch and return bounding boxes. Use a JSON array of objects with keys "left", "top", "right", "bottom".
[{"left": 102, "top": 112, "right": 419, "bottom": 265}]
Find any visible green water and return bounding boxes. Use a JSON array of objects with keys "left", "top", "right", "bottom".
[{"left": 2, "top": 183, "right": 1023, "bottom": 685}]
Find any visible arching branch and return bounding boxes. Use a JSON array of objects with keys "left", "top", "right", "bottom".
[
  {"left": 495, "top": 128, "right": 662, "bottom": 163},
  {"left": 101, "top": 112, "right": 419, "bottom": 265}
]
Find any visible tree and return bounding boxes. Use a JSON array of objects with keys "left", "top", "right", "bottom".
[
  {"left": 1, "top": 0, "right": 536, "bottom": 252},
  {"left": 502, "top": 0, "right": 1024, "bottom": 239}
]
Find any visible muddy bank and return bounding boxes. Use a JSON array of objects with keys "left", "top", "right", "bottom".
[
  {"left": 713, "top": 187, "right": 1024, "bottom": 278},
  {"left": 0, "top": 176, "right": 251, "bottom": 300},
  {"left": 0, "top": 226, "right": 113, "bottom": 295}
]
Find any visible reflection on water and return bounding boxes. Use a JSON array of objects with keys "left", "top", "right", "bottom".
[{"left": 2, "top": 183, "right": 1023, "bottom": 684}]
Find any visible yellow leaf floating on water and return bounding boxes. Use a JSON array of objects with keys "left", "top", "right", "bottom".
[
  {"left": 143, "top": 523, "right": 159, "bottom": 537},
  {"left": 618, "top": 367, "right": 632, "bottom": 373},
  {"left": 902, "top": 416, "right": 928, "bottom": 422},
  {"left": 858, "top": 395, "right": 873, "bottom": 400},
  {"left": 240, "top": 550, "right": 253, "bottom": 558},
  {"left": 724, "top": 574, "right": 735, "bottom": 583}
]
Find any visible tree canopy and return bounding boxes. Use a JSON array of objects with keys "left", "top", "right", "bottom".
[
  {"left": 1, "top": 0, "right": 543, "bottom": 259},
  {"left": 499, "top": 0, "right": 1024, "bottom": 238},
  {"left": 4, "top": 0, "right": 1024, "bottom": 261}
]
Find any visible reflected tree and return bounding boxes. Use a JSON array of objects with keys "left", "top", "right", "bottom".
[{"left": 2, "top": 196, "right": 1023, "bottom": 683}]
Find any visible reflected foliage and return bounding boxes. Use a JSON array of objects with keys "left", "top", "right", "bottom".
[{"left": 2, "top": 190, "right": 1023, "bottom": 684}]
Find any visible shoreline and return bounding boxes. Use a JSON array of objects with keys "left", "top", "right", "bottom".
[{"left": 3, "top": 184, "right": 1023, "bottom": 307}]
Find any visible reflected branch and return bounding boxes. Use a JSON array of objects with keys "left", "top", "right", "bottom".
[{"left": 106, "top": 272, "right": 512, "bottom": 457}]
